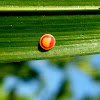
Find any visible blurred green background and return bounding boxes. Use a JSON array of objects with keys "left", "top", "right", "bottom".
[{"left": 0, "top": 54, "right": 100, "bottom": 100}]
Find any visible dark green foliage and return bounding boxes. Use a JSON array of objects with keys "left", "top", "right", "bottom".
[{"left": 0, "top": 62, "right": 38, "bottom": 81}]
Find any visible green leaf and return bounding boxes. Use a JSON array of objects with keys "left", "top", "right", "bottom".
[
  {"left": 0, "top": 14, "right": 100, "bottom": 62},
  {"left": 0, "top": 0, "right": 100, "bottom": 6},
  {"left": 0, "top": 0, "right": 100, "bottom": 62}
]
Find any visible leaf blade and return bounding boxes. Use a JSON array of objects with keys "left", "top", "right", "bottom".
[{"left": 0, "top": 15, "right": 100, "bottom": 62}]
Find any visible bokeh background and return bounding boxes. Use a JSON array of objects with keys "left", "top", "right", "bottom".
[{"left": 0, "top": 54, "right": 100, "bottom": 100}]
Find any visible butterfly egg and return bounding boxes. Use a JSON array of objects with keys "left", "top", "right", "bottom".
[{"left": 40, "top": 34, "right": 55, "bottom": 50}]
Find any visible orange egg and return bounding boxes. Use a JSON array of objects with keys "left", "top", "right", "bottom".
[{"left": 40, "top": 34, "right": 55, "bottom": 50}]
